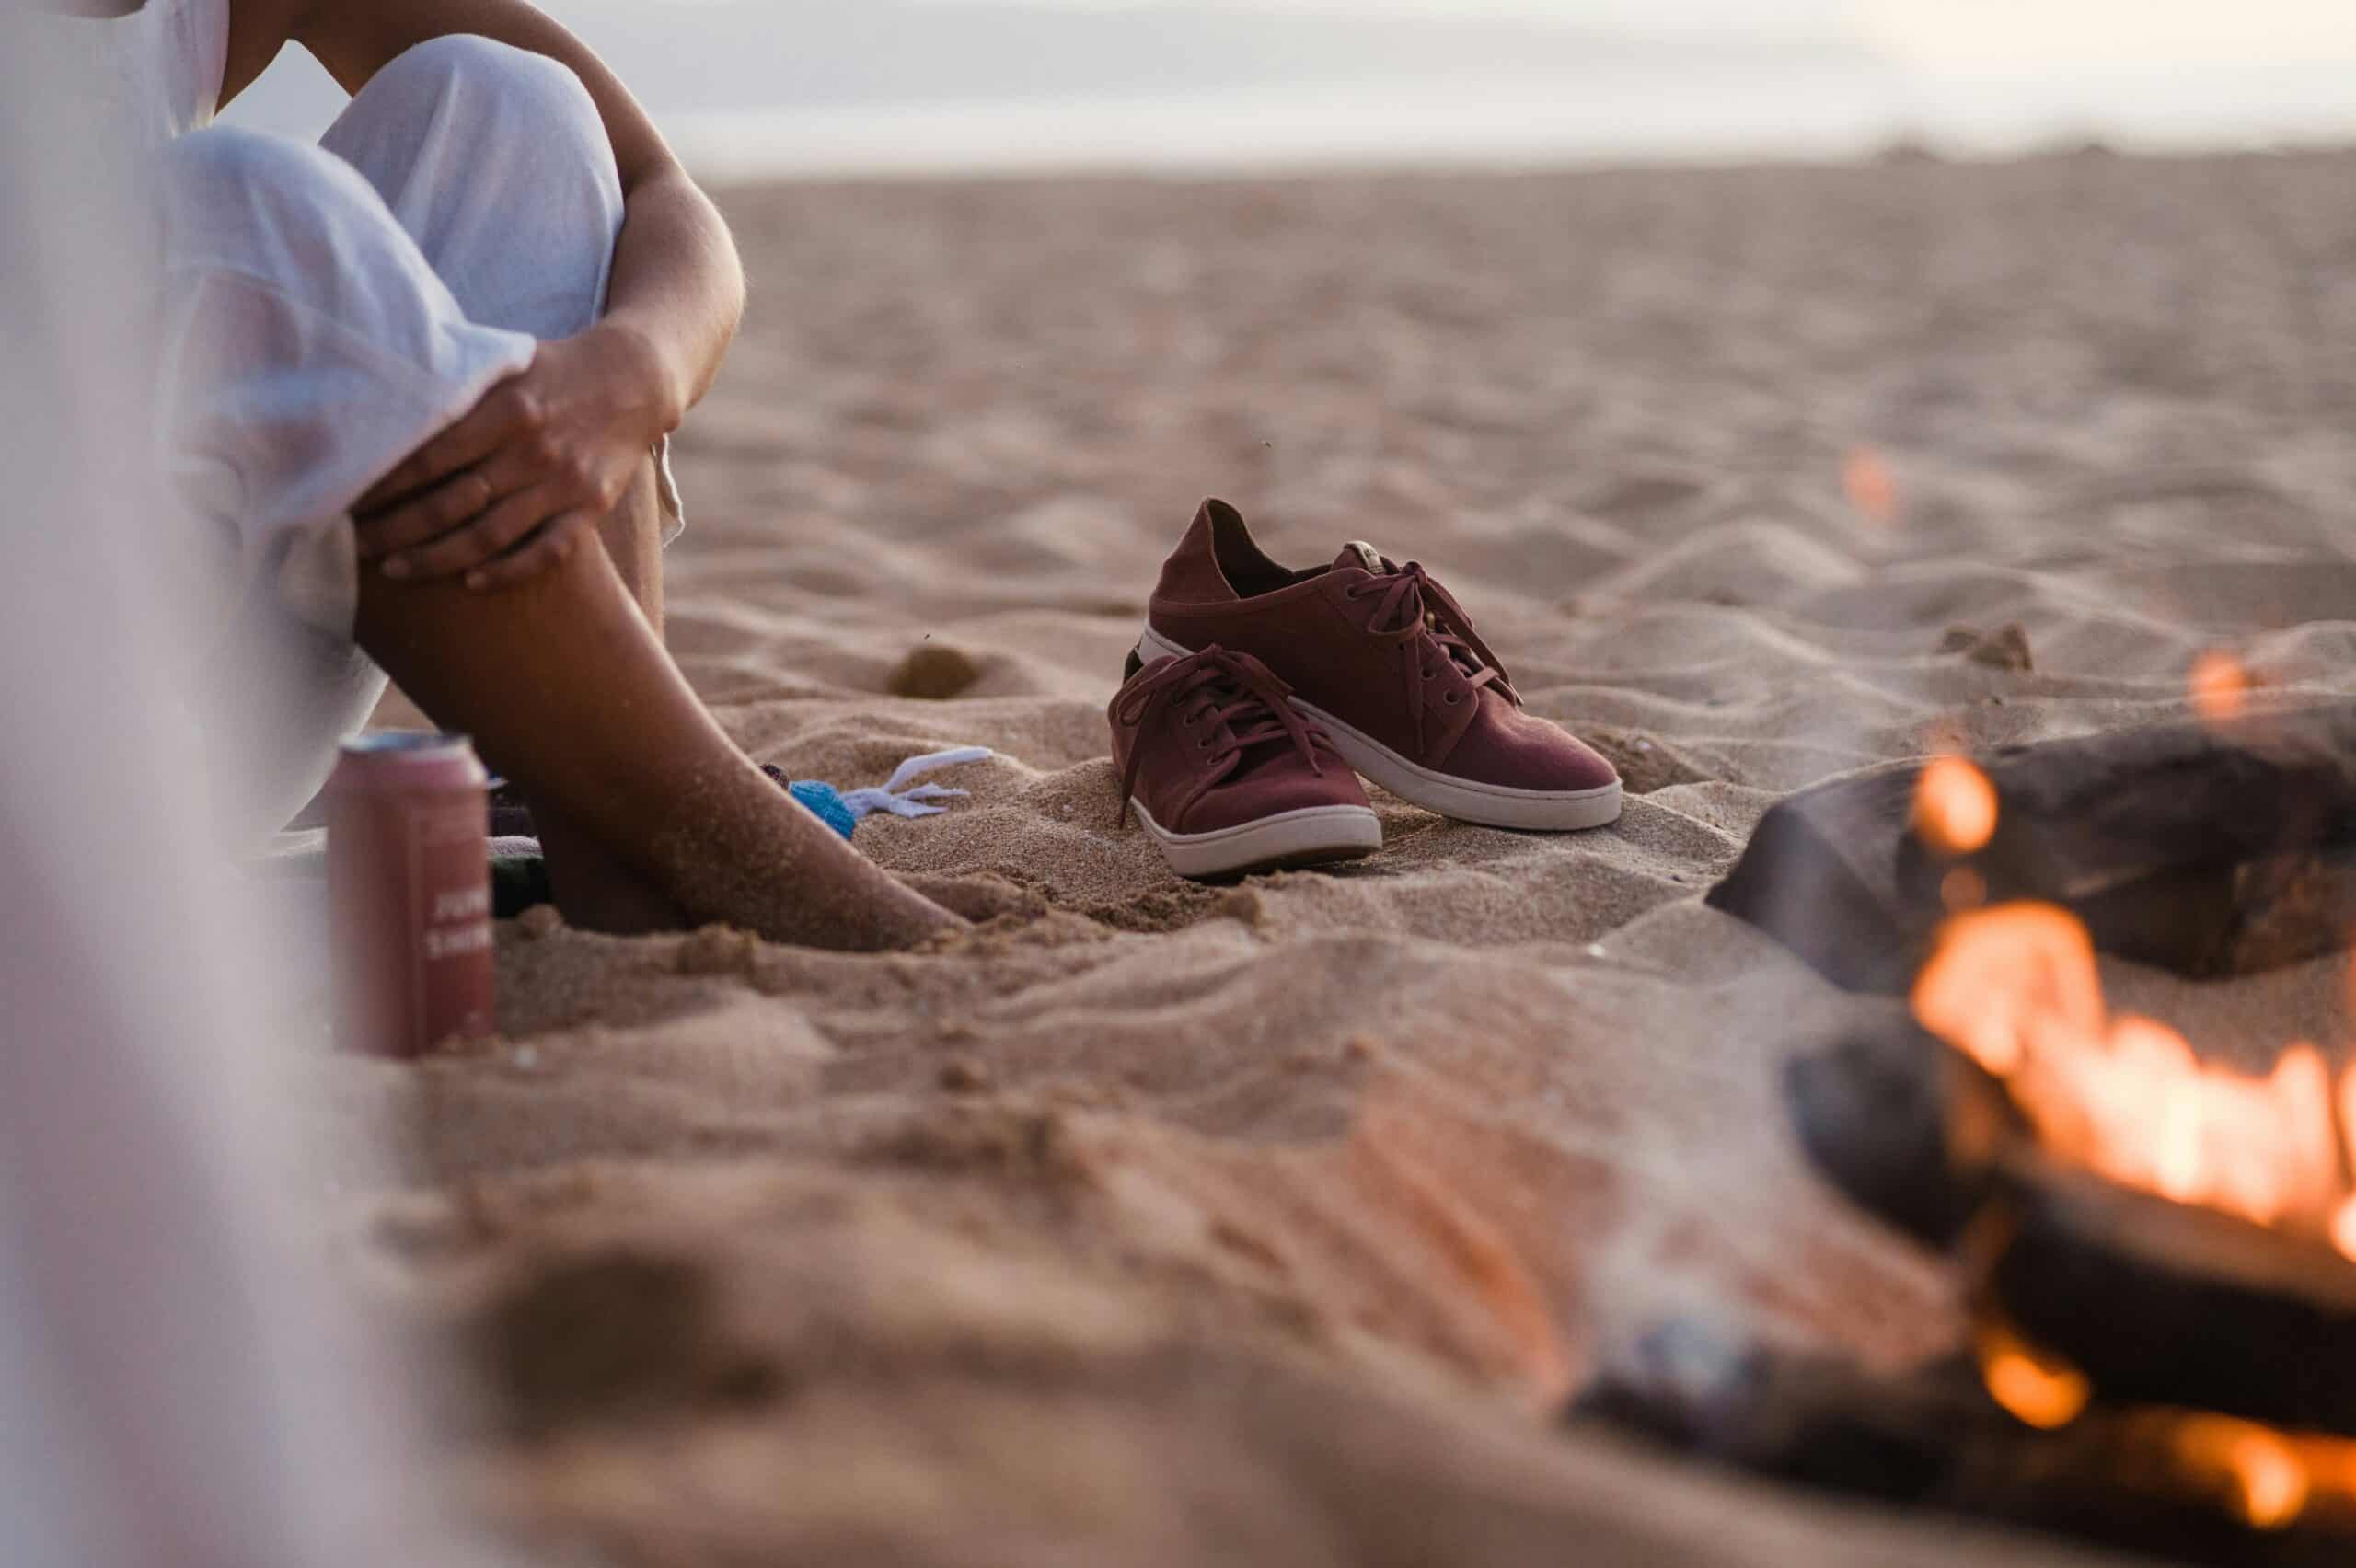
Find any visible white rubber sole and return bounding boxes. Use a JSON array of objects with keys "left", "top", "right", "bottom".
[
  {"left": 1138, "top": 624, "right": 1623, "bottom": 832},
  {"left": 1131, "top": 798, "right": 1381, "bottom": 880}
]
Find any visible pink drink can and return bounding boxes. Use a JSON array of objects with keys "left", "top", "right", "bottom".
[{"left": 327, "top": 732, "right": 495, "bottom": 1059}]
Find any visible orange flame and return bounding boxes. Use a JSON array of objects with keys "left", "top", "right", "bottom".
[
  {"left": 1914, "top": 903, "right": 2356, "bottom": 1262},
  {"left": 2175, "top": 1414, "right": 2314, "bottom": 1530},
  {"left": 1915, "top": 755, "right": 1999, "bottom": 859},
  {"left": 1940, "top": 866, "right": 1989, "bottom": 914},
  {"left": 1843, "top": 447, "right": 1900, "bottom": 525},
  {"left": 1978, "top": 1317, "right": 2092, "bottom": 1431},
  {"left": 2190, "top": 651, "right": 2253, "bottom": 725}
]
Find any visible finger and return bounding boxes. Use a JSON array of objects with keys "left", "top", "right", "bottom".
[
  {"left": 383, "top": 483, "right": 564, "bottom": 582},
  {"left": 356, "top": 380, "right": 542, "bottom": 513},
  {"left": 467, "top": 512, "right": 595, "bottom": 592},
  {"left": 357, "top": 442, "right": 558, "bottom": 560},
  {"left": 358, "top": 467, "right": 499, "bottom": 563},
  {"left": 358, "top": 421, "right": 502, "bottom": 516}
]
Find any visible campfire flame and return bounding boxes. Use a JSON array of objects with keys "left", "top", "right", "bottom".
[
  {"left": 1842, "top": 446, "right": 1900, "bottom": 526},
  {"left": 1914, "top": 755, "right": 2356, "bottom": 1534},
  {"left": 2176, "top": 1414, "right": 2315, "bottom": 1530},
  {"left": 2189, "top": 651, "right": 2254, "bottom": 726},
  {"left": 1980, "top": 1319, "right": 2356, "bottom": 1532},
  {"left": 1913, "top": 755, "right": 1999, "bottom": 859},
  {"left": 1977, "top": 1315, "right": 2092, "bottom": 1431},
  {"left": 1911, "top": 760, "right": 2356, "bottom": 1262}
]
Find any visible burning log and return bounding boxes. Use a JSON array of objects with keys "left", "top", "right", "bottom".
[
  {"left": 1978, "top": 1157, "right": 2356, "bottom": 1439},
  {"left": 1760, "top": 992, "right": 2356, "bottom": 1554},
  {"left": 1783, "top": 1015, "right": 2009, "bottom": 1250},
  {"left": 1785, "top": 998, "right": 2356, "bottom": 1433},
  {"left": 1667, "top": 705, "right": 2356, "bottom": 1560},
  {"left": 1708, "top": 702, "right": 2356, "bottom": 993},
  {"left": 1784, "top": 1028, "right": 2356, "bottom": 1430},
  {"left": 1575, "top": 1321, "right": 2356, "bottom": 1565}
]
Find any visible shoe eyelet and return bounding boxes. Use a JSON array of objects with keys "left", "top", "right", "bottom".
[{"left": 1444, "top": 692, "right": 1462, "bottom": 706}]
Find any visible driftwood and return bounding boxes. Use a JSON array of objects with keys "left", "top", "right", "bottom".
[
  {"left": 1575, "top": 1323, "right": 2356, "bottom": 1566},
  {"left": 1725, "top": 711, "right": 2356, "bottom": 1556},
  {"left": 1784, "top": 1019, "right": 2013, "bottom": 1250},
  {"left": 1709, "top": 704, "right": 2356, "bottom": 993},
  {"left": 1980, "top": 1159, "right": 2356, "bottom": 1439},
  {"left": 1788, "top": 1024, "right": 2356, "bottom": 1473},
  {"left": 1788, "top": 1025, "right": 2356, "bottom": 1434}
]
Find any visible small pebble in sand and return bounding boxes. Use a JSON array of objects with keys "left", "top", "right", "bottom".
[
  {"left": 1587, "top": 944, "right": 1609, "bottom": 960},
  {"left": 517, "top": 904, "right": 563, "bottom": 940},
  {"left": 1939, "top": 622, "right": 2034, "bottom": 674},
  {"left": 676, "top": 925, "right": 758, "bottom": 976},
  {"left": 512, "top": 1045, "right": 540, "bottom": 1072},
  {"left": 939, "top": 1056, "right": 992, "bottom": 1094},
  {"left": 1217, "top": 887, "right": 1271, "bottom": 929},
  {"left": 887, "top": 642, "right": 985, "bottom": 700}
]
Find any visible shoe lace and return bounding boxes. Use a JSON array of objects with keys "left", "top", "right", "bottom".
[
  {"left": 1341, "top": 560, "right": 1520, "bottom": 753},
  {"left": 1114, "top": 646, "right": 1329, "bottom": 826}
]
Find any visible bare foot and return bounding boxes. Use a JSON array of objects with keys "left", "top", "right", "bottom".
[
  {"left": 355, "top": 524, "right": 961, "bottom": 954},
  {"left": 651, "top": 790, "right": 968, "bottom": 952},
  {"left": 828, "top": 866, "right": 968, "bottom": 951},
  {"left": 895, "top": 871, "right": 1047, "bottom": 925}
]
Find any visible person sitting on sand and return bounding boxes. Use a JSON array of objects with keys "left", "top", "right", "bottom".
[{"left": 51, "top": 0, "right": 963, "bottom": 950}]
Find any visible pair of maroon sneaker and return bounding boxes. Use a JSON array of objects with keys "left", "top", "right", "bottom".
[{"left": 1109, "top": 501, "right": 1623, "bottom": 879}]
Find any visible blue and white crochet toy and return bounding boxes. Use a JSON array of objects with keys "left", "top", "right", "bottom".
[{"left": 771, "top": 746, "right": 991, "bottom": 842}]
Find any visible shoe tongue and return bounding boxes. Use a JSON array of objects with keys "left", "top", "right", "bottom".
[{"left": 1335, "top": 540, "right": 1389, "bottom": 575}]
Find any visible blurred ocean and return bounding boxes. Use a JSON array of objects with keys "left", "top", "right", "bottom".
[{"left": 220, "top": 1, "right": 2356, "bottom": 179}]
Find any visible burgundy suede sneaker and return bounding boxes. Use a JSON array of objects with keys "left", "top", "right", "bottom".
[
  {"left": 1134, "top": 500, "right": 1623, "bottom": 831},
  {"left": 1109, "top": 645, "right": 1380, "bottom": 879}
]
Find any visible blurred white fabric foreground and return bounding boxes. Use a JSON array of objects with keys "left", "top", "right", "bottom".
[{"left": 0, "top": 16, "right": 476, "bottom": 1568}]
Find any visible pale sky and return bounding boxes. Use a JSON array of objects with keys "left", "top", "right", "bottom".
[
  {"left": 897, "top": 0, "right": 2356, "bottom": 68},
  {"left": 228, "top": 1, "right": 2356, "bottom": 171},
  {"left": 1854, "top": 0, "right": 2356, "bottom": 68}
]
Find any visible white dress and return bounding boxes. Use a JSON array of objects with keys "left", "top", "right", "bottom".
[
  {"left": 47, "top": 0, "right": 230, "bottom": 147},
  {"left": 42, "top": 3, "right": 680, "bottom": 836}
]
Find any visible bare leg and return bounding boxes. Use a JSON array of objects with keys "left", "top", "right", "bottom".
[
  {"left": 353, "top": 517, "right": 962, "bottom": 951},
  {"left": 518, "top": 457, "right": 683, "bottom": 933},
  {"left": 602, "top": 456, "right": 665, "bottom": 636}
]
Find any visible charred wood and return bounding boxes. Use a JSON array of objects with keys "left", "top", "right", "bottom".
[{"left": 1710, "top": 704, "right": 2356, "bottom": 992}]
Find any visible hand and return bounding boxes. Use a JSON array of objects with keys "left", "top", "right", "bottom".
[{"left": 354, "top": 323, "right": 680, "bottom": 590}]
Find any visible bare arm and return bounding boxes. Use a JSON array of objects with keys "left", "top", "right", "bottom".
[
  {"left": 293, "top": 0, "right": 743, "bottom": 421},
  {"left": 221, "top": 0, "right": 746, "bottom": 585}
]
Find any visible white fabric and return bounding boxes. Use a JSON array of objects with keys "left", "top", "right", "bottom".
[
  {"left": 28, "top": 0, "right": 230, "bottom": 149},
  {"left": 144, "top": 34, "right": 685, "bottom": 836},
  {"left": 0, "top": 15, "right": 495, "bottom": 1564},
  {"left": 835, "top": 747, "right": 995, "bottom": 822}
]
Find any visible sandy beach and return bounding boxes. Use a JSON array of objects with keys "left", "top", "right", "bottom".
[{"left": 325, "top": 150, "right": 2356, "bottom": 1564}]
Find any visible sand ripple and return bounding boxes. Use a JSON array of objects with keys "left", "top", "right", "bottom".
[{"left": 333, "top": 154, "right": 2356, "bottom": 1565}]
